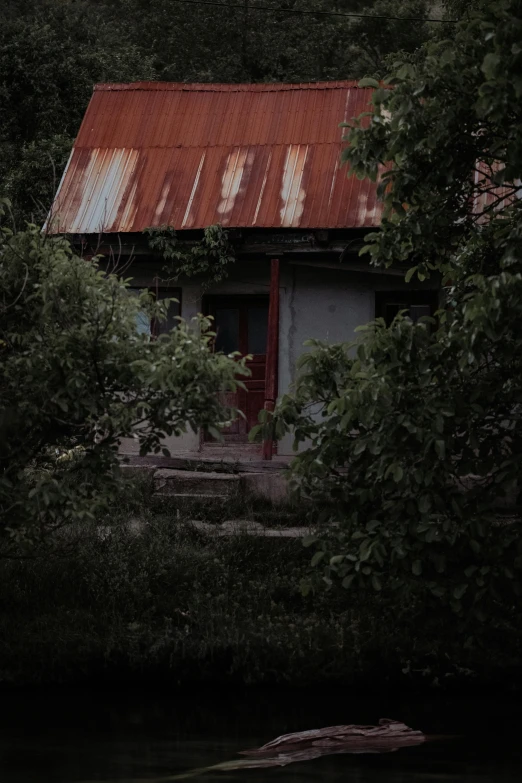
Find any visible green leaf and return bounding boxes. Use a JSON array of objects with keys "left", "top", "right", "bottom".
[
  {"left": 248, "top": 424, "right": 262, "bottom": 441},
  {"left": 371, "top": 574, "right": 382, "bottom": 591},
  {"left": 393, "top": 464, "right": 404, "bottom": 483},
  {"left": 358, "top": 77, "right": 380, "bottom": 88},
  {"left": 481, "top": 52, "right": 501, "bottom": 77},
  {"left": 358, "top": 244, "right": 376, "bottom": 256},
  {"left": 412, "top": 560, "right": 422, "bottom": 576},
  {"left": 453, "top": 584, "right": 468, "bottom": 600},
  {"left": 353, "top": 440, "right": 366, "bottom": 455},
  {"left": 311, "top": 551, "right": 326, "bottom": 567},
  {"left": 418, "top": 495, "right": 431, "bottom": 514},
  {"left": 435, "top": 440, "right": 445, "bottom": 459},
  {"left": 342, "top": 574, "right": 356, "bottom": 589}
]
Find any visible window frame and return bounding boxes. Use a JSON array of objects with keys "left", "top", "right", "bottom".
[
  {"left": 375, "top": 289, "right": 440, "bottom": 327},
  {"left": 129, "top": 285, "right": 182, "bottom": 338},
  {"left": 203, "top": 294, "right": 269, "bottom": 356}
]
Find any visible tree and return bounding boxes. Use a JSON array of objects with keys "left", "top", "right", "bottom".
[
  {"left": 0, "top": 205, "right": 246, "bottom": 553},
  {"left": 0, "top": 0, "right": 154, "bottom": 224},
  {"left": 265, "top": 0, "right": 522, "bottom": 626},
  {"left": 118, "top": 0, "right": 433, "bottom": 83}
]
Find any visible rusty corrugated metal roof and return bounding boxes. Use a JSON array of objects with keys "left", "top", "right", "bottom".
[{"left": 49, "top": 81, "right": 382, "bottom": 234}]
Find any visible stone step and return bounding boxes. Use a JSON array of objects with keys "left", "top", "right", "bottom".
[
  {"left": 123, "top": 453, "right": 290, "bottom": 474},
  {"left": 188, "top": 519, "right": 311, "bottom": 538},
  {"left": 153, "top": 492, "right": 231, "bottom": 505},
  {"left": 153, "top": 469, "right": 241, "bottom": 497}
]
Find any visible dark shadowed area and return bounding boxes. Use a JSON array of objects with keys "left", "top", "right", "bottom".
[{"left": 0, "top": 690, "right": 520, "bottom": 783}]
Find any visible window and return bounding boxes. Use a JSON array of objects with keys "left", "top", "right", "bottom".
[
  {"left": 214, "top": 308, "right": 240, "bottom": 353},
  {"left": 129, "top": 287, "right": 181, "bottom": 337},
  {"left": 205, "top": 296, "right": 269, "bottom": 356},
  {"left": 247, "top": 306, "right": 269, "bottom": 354},
  {"left": 375, "top": 290, "right": 439, "bottom": 327}
]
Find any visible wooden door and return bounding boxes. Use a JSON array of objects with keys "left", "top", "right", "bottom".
[{"left": 205, "top": 296, "right": 268, "bottom": 442}]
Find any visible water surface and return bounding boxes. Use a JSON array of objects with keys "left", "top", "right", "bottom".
[{"left": 0, "top": 689, "right": 520, "bottom": 783}]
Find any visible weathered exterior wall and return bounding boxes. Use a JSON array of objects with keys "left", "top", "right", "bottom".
[
  {"left": 120, "top": 260, "right": 273, "bottom": 456},
  {"left": 276, "top": 264, "right": 438, "bottom": 455},
  {"left": 119, "top": 270, "right": 203, "bottom": 456},
  {"left": 118, "top": 257, "right": 438, "bottom": 458}
]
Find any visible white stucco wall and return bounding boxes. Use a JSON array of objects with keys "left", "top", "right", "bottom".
[
  {"left": 276, "top": 265, "right": 438, "bottom": 455},
  {"left": 119, "top": 260, "right": 437, "bottom": 458}
]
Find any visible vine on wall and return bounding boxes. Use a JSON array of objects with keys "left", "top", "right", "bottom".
[{"left": 144, "top": 224, "right": 236, "bottom": 290}]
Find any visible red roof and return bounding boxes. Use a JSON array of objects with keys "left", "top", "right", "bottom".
[{"left": 50, "top": 81, "right": 382, "bottom": 234}]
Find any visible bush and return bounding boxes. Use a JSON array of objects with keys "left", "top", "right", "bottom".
[{"left": 0, "top": 209, "right": 245, "bottom": 552}]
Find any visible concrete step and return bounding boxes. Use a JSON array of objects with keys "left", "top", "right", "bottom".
[
  {"left": 189, "top": 519, "right": 311, "bottom": 538},
  {"left": 153, "top": 469, "right": 241, "bottom": 497},
  {"left": 123, "top": 453, "right": 290, "bottom": 474},
  {"left": 153, "top": 493, "right": 231, "bottom": 506}
]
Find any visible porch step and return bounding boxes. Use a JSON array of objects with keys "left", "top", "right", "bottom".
[
  {"left": 123, "top": 453, "right": 289, "bottom": 474},
  {"left": 153, "top": 469, "right": 241, "bottom": 498}
]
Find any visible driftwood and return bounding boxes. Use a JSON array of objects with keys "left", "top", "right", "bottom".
[
  {"left": 239, "top": 718, "right": 425, "bottom": 761},
  {"left": 112, "top": 719, "right": 426, "bottom": 781}
]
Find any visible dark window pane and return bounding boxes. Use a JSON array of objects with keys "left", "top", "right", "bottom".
[
  {"left": 384, "top": 302, "right": 408, "bottom": 325},
  {"left": 247, "top": 306, "right": 268, "bottom": 354},
  {"left": 214, "top": 308, "right": 240, "bottom": 353},
  {"left": 410, "top": 304, "right": 432, "bottom": 323}
]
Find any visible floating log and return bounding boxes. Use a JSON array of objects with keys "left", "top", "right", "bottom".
[
  {"left": 137, "top": 719, "right": 426, "bottom": 780},
  {"left": 239, "top": 718, "right": 425, "bottom": 758}
]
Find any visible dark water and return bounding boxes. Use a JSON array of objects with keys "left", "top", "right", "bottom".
[{"left": 0, "top": 688, "right": 520, "bottom": 783}]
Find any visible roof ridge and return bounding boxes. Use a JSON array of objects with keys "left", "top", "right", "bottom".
[
  {"left": 72, "top": 142, "right": 347, "bottom": 150},
  {"left": 94, "top": 80, "right": 363, "bottom": 92}
]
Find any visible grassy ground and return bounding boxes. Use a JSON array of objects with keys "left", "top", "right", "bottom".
[{"left": 0, "top": 476, "right": 519, "bottom": 691}]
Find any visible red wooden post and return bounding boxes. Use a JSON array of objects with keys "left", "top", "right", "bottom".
[{"left": 262, "top": 258, "right": 280, "bottom": 460}]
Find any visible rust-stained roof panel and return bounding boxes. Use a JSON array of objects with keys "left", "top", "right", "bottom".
[{"left": 50, "top": 81, "right": 383, "bottom": 233}]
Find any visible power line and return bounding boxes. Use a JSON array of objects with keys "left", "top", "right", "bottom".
[{"left": 168, "top": 0, "right": 457, "bottom": 23}]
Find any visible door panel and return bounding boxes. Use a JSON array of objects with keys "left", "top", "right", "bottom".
[{"left": 205, "top": 296, "right": 268, "bottom": 443}]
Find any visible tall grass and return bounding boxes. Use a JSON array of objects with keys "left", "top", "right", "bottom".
[{"left": 0, "top": 476, "right": 519, "bottom": 689}]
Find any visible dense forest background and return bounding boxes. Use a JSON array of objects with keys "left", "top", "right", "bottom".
[{"left": 1, "top": 1, "right": 466, "bottom": 223}]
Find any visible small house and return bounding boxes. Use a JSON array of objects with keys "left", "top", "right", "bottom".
[{"left": 49, "top": 81, "right": 439, "bottom": 459}]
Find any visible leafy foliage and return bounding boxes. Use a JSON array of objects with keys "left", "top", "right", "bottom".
[
  {"left": 0, "top": 205, "right": 246, "bottom": 552},
  {"left": 2, "top": 478, "right": 517, "bottom": 688},
  {"left": 265, "top": 0, "right": 522, "bottom": 626},
  {"left": 145, "top": 224, "right": 236, "bottom": 290},
  {"left": 0, "top": 0, "right": 155, "bottom": 224},
  {"left": 118, "top": 0, "right": 434, "bottom": 83}
]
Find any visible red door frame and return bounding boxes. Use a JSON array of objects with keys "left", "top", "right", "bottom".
[{"left": 262, "top": 259, "right": 280, "bottom": 460}]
